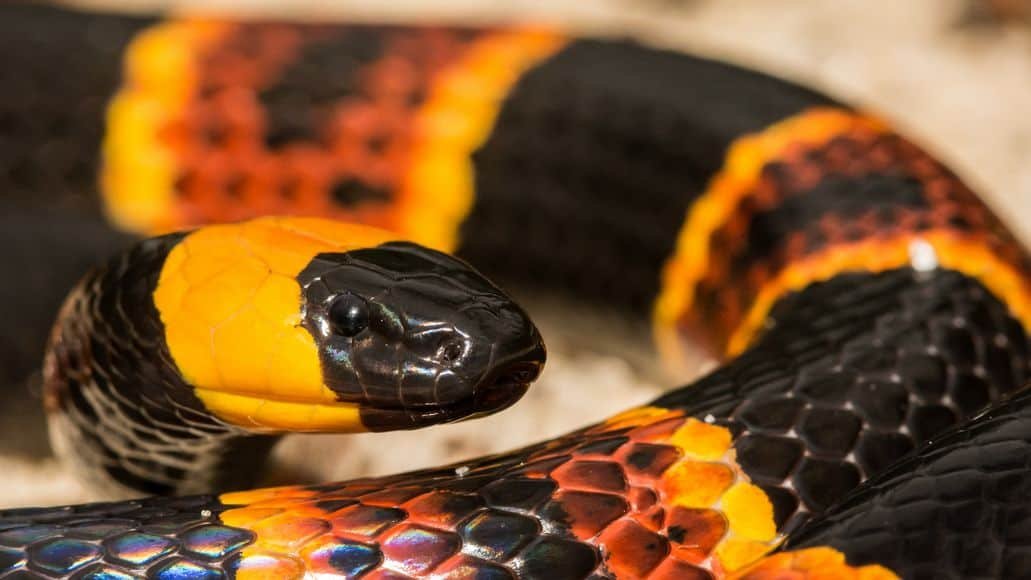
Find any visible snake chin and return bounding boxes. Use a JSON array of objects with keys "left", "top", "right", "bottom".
[{"left": 470, "top": 359, "right": 543, "bottom": 415}]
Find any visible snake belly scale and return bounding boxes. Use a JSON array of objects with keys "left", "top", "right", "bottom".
[{"left": 0, "top": 3, "right": 1030, "bottom": 579}]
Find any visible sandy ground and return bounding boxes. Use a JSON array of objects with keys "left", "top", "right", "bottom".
[{"left": 2, "top": 0, "right": 1030, "bottom": 508}]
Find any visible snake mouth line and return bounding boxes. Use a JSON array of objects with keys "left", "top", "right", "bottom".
[
  {"left": 403, "top": 361, "right": 540, "bottom": 416},
  {"left": 359, "top": 360, "right": 543, "bottom": 429}
]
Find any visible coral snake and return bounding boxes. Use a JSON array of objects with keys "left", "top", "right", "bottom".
[{"left": 0, "top": 2, "right": 1030, "bottom": 579}]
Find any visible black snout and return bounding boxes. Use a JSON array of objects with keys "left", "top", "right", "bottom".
[
  {"left": 299, "top": 242, "right": 547, "bottom": 433},
  {"left": 473, "top": 330, "right": 546, "bottom": 410}
]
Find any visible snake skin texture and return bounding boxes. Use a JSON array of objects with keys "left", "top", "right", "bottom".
[
  {"left": 655, "top": 267, "right": 1030, "bottom": 531},
  {"left": 786, "top": 386, "right": 1031, "bottom": 579},
  {"left": 2, "top": 268, "right": 1026, "bottom": 578},
  {"left": 2, "top": 2, "right": 1031, "bottom": 579},
  {"left": 461, "top": 39, "right": 836, "bottom": 314},
  {"left": 0, "top": 495, "right": 244, "bottom": 579},
  {"left": 42, "top": 233, "right": 276, "bottom": 498}
]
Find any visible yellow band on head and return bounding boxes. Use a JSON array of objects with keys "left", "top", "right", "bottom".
[{"left": 153, "top": 217, "right": 398, "bottom": 432}]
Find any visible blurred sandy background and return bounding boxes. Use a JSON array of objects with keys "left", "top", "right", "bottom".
[{"left": 2, "top": 0, "right": 1030, "bottom": 507}]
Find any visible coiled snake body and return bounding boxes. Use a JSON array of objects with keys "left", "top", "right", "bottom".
[{"left": 0, "top": 3, "right": 1030, "bottom": 579}]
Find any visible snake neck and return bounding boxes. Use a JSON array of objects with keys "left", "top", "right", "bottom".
[{"left": 42, "top": 233, "right": 278, "bottom": 498}]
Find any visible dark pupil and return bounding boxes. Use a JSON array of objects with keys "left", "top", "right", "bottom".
[{"left": 329, "top": 294, "right": 370, "bottom": 337}]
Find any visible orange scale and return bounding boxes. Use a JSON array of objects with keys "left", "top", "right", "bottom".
[
  {"left": 783, "top": 232, "right": 808, "bottom": 260},
  {"left": 258, "top": 26, "right": 302, "bottom": 54},
  {"left": 671, "top": 544, "right": 713, "bottom": 567},
  {"left": 364, "top": 57, "right": 419, "bottom": 98},
  {"left": 248, "top": 514, "right": 332, "bottom": 552},
  {"left": 330, "top": 504, "right": 408, "bottom": 540},
  {"left": 665, "top": 507, "right": 728, "bottom": 557},
  {"left": 402, "top": 494, "right": 482, "bottom": 530},
  {"left": 236, "top": 190, "right": 284, "bottom": 222},
  {"left": 292, "top": 161, "right": 336, "bottom": 197},
  {"left": 625, "top": 416, "right": 687, "bottom": 443},
  {"left": 195, "top": 150, "right": 237, "bottom": 183},
  {"left": 296, "top": 167, "right": 340, "bottom": 199},
  {"left": 548, "top": 490, "right": 629, "bottom": 540},
  {"left": 750, "top": 264, "right": 773, "bottom": 289},
  {"left": 791, "top": 164, "right": 824, "bottom": 192},
  {"left": 238, "top": 177, "right": 284, "bottom": 215},
  {"left": 244, "top": 159, "right": 287, "bottom": 193},
  {"left": 223, "top": 129, "right": 264, "bottom": 155},
  {"left": 634, "top": 505, "right": 667, "bottom": 533},
  {"left": 373, "top": 97, "right": 416, "bottom": 127},
  {"left": 627, "top": 486, "right": 658, "bottom": 512},
  {"left": 282, "top": 145, "right": 336, "bottom": 174},
  {"left": 156, "top": 118, "right": 195, "bottom": 154},
  {"left": 335, "top": 100, "right": 387, "bottom": 136},
  {"left": 1002, "top": 244, "right": 1025, "bottom": 265},
  {"left": 185, "top": 183, "right": 229, "bottom": 220},
  {"left": 597, "top": 518, "right": 671, "bottom": 579},
  {"left": 214, "top": 91, "right": 262, "bottom": 126},
  {"left": 248, "top": 496, "right": 320, "bottom": 509},
  {"left": 594, "top": 408, "right": 670, "bottom": 433},
  {"left": 215, "top": 197, "right": 256, "bottom": 224},
  {"left": 232, "top": 552, "right": 305, "bottom": 580},
  {"left": 209, "top": 54, "right": 265, "bottom": 87},
  {"left": 661, "top": 461, "right": 735, "bottom": 509},
  {"left": 650, "top": 558, "right": 716, "bottom": 580},
  {"left": 219, "top": 507, "right": 284, "bottom": 529},
  {"left": 369, "top": 133, "right": 408, "bottom": 163},
  {"left": 551, "top": 459, "right": 629, "bottom": 494},
  {"left": 336, "top": 148, "right": 379, "bottom": 177},
  {"left": 867, "top": 147, "right": 897, "bottom": 171},
  {"left": 174, "top": 145, "right": 211, "bottom": 175},
  {"left": 327, "top": 134, "right": 365, "bottom": 162},
  {"left": 907, "top": 158, "right": 942, "bottom": 182},
  {"left": 294, "top": 182, "right": 335, "bottom": 215},
  {"left": 365, "top": 157, "right": 407, "bottom": 189}
]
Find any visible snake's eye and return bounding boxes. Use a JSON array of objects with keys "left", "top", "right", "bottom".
[{"left": 329, "top": 293, "right": 370, "bottom": 337}]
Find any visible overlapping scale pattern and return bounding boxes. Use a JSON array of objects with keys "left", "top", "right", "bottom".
[
  {"left": 0, "top": 496, "right": 247, "bottom": 578},
  {"left": 8, "top": 267, "right": 1029, "bottom": 579},
  {"left": 42, "top": 232, "right": 270, "bottom": 498},
  {"left": 657, "top": 268, "right": 1031, "bottom": 531},
  {"left": 219, "top": 408, "right": 775, "bottom": 578},
  {"left": 787, "top": 387, "right": 1031, "bottom": 579}
]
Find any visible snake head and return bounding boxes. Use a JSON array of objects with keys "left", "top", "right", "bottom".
[
  {"left": 149, "top": 217, "right": 544, "bottom": 434},
  {"left": 298, "top": 241, "right": 546, "bottom": 430}
]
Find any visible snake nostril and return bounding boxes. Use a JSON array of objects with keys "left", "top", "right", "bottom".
[{"left": 438, "top": 338, "right": 466, "bottom": 366}]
